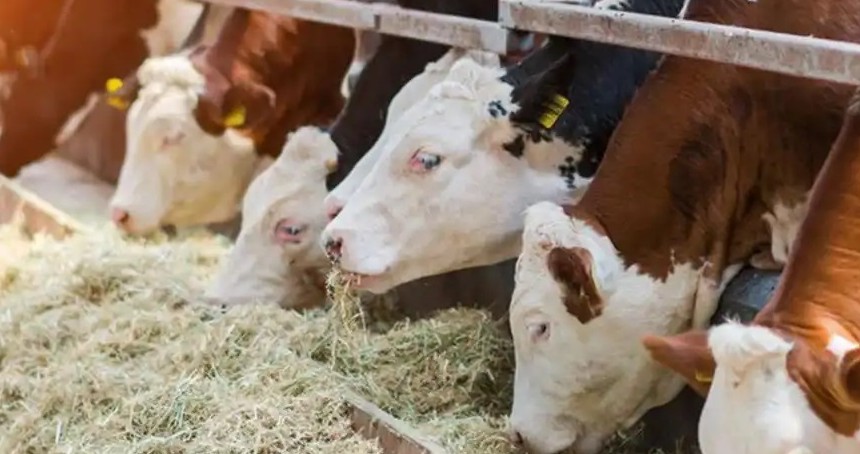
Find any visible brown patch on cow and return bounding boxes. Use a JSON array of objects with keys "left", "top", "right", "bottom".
[
  {"left": 0, "top": 0, "right": 162, "bottom": 177},
  {"left": 187, "top": 9, "right": 353, "bottom": 157},
  {"left": 547, "top": 246, "right": 603, "bottom": 324},
  {"left": 668, "top": 122, "right": 726, "bottom": 223},
  {"left": 786, "top": 341, "right": 860, "bottom": 437},
  {"left": 642, "top": 330, "right": 715, "bottom": 397}
]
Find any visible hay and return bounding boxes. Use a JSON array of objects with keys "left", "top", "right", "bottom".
[
  {"left": 0, "top": 224, "right": 381, "bottom": 454},
  {"left": 0, "top": 222, "right": 698, "bottom": 454}
]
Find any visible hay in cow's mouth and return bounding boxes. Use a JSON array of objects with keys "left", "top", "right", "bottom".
[{"left": 0, "top": 223, "right": 696, "bottom": 454}]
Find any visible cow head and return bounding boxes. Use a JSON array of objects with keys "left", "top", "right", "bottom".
[
  {"left": 110, "top": 54, "right": 262, "bottom": 234},
  {"left": 507, "top": 201, "right": 695, "bottom": 454},
  {"left": 322, "top": 57, "right": 573, "bottom": 294},
  {"left": 205, "top": 126, "right": 337, "bottom": 309},
  {"left": 645, "top": 323, "right": 860, "bottom": 454},
  {"left": 324, "top": 48, "right": 501, "bottom": 221}
]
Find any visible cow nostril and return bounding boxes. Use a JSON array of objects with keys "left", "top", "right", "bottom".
[
  {"left": 324, "top": 237, "right": 343, "bottom": 260},
  {"left": 326, "top": 205, "right": 342, "bottom": 221},
  {"left": 110, "top": 208, "right": 130, "bottom": 226},
  {"left": 509, "top": 430, "right": 524, "bottom": 447}
]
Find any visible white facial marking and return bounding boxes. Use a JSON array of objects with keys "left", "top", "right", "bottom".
[
  {"left": 762, "top": 192, "right": 810, "bottom": 266},
  {"left": 826, "top": 334, "right": 859, "bottom": 361},
  {"left": 110, "top": 54, "right": 260, "bottom": 234},
  {"left": 322, "top": 56, "right": 583, "bottom": 294},
  {"left": 508, "top": 201, "right": 707, "bottom": 454},
  {"left": 139, "top": 0, "right": 205, "bottom": 56},
  {"left": 206, "top": 127, "right": 337, "bottom": 309},
  {"left": 701, "top": 323, "right": 860, "bottom": 454},
  {"left": 326, "top": 47, "right": 499, "bottom": 215}
]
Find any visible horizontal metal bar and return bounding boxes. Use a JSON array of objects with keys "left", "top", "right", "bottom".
[
  {"left": 376, "top": 7, "right": 508, "bottom": 53},
  {"left": 199, "top": 0, "right": 510, "bottom": 54},
  {"left": 500, "top": 0, "right": 860, "bottom": 85},
  {"left": 200, "top": 0, "right": 377, "bottom": 29}
]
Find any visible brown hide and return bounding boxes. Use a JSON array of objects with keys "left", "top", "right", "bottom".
[{"left": 189, "top": 9, "right": 354, "bottom": 158}]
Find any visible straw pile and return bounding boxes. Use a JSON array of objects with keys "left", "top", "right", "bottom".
[{"left": 0, "top": 222, "right": 695, "bottom": 454}]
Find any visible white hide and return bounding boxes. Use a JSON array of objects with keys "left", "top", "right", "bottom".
[
  {"left": 762, "top": 194, "right": 810, "bottom": 266},
  {"left": 322, "top": 57, "right": 581, "bottom": 294},
  {"left": 507, "top": 201, "right": 711, "bottom": 454},
  {"left": 110, "top": 54, "right": 260, "bottom": 234},
  {"left": 324, "top": 47, "right": 501, "bottom": 217},
  {"left": 205, "top": 126, "right": 337, "bottom": 309},
  {"left": 699, "top": 322, "right": 860, "bottom": 454},
  {"left": 139, "top": 0, "right": 205, "bottom": 56}
]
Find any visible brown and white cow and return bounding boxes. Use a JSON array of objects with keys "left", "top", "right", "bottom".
[
  {"left": 641, "top": 89, "right": 860, "bottom": 454},
  {"left": 207, "top": 48, "right": 501, "bottom": 309},
  {"left": 504, "top": 0, "right": 859, "bottom": 451},
  {"left": 108, "top": 8, "right": 354, "bottom": 234},
  {"left": 0, "top": 0, "right": 204, "bottom": 177}
]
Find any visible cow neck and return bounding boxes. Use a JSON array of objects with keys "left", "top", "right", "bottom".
[
  {"left": 573, "top": 46, "right": 827, "bottom": 283},
  {"left": 200, "top": 9, "right": 269, "bottom": 87},
  {"left": 748, "top": 100, "right": 860, "bottom": 437},
  {"left": 251, "top": 20, "right": 352, "bottom": 158}
]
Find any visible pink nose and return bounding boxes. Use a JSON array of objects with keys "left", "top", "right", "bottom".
[{"left": 110, "top": 207, "right": 130, "bottom": 229}]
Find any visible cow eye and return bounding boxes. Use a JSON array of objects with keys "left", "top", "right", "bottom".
[
  {"left": 274, "top": 220, "right": 304, "bottom": 244},
  {"left": 408, "top": 150, "right": 442, "bottom": 172},
  {"left": 528, "top": 322, "right": 550, "bottom": 342}
]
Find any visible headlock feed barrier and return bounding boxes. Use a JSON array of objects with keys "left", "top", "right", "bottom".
[{"left": 200, "top": 0, "right": 860, "bottom": 86}]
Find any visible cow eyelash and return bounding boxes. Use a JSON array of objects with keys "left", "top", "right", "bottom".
[
  {"left": 409, "top": 150, "right": 442, "bottom": 172},
  {"left": 274, "top": 220, "right": 305, "bottom": 244}
]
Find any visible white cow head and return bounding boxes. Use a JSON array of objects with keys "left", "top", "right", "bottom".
[
  {"left": 324, "top": 47, "right": 501, "bottom": 220},
  {"left": 507, "top": 201, "right": 701, "bottom": 454},
  {"left": 645, "top": 323, "right": 860, "bottom": 454},
  {"left": 205, "top": 126, "right": 337, "bottom": 309},
  {"left": 321, "top": 57, "right": 578, "bottom": 294},
  {"left": 110, "top": 54, "right": 262, "bottom": 234}
]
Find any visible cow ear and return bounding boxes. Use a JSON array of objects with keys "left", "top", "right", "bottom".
[
  {"left": 547, "top": 246, "right": 603, "bottom": 324},
  {"left": 222, "top": 81, "right": 276, "bottom": 132},
  {"left": 104, "top": 75, "right": 141, "bottom": 111},
  {"left": 193, "top": 87, "right": 229, "bottom": 136},
  {"left": 642, "top": 330, "right": 715, "bottom": 396},
  {"left": 838, "top": 348, "right": 860, "bottom": 405}
]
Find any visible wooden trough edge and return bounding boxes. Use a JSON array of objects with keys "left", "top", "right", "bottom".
[
  {"left": 0, "top": 175, "right": 93, "bottom": 239},
  {"left": 0, "top": 176, "right": 450, "bottom": 454}
]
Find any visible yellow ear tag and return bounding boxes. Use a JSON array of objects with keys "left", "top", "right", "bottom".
[
  {"left": 537, "top": 93, "right": 570, "bottom": 129},
  {"left": 105, "top": 77, "right": 129, "bottom": 110},
  {"left": 105, "top": 77, "right": 124, "bottom": 93},
  {"left": 695, "top": 370, "right": 713, "bottom": 383},
  {"left": 223, "top": 105, "right": 246, "bottom": 128}
]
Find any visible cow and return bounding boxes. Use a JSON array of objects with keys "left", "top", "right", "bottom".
[
  {"left": 641, "top": 89, "right": 860, "bottom": 454},
  {"left": 320, "top": 0, "right": 687, "bottom": 295},
  {"left": 207, "top": 47, "right": 502, "bottom": 310},
  {"left": 0, "top": 0, "right": 204, "bottom": 177},
  {"left": 107, "top": 8, "right": 355, "bottom": 235},
  {"left": 502, "top": 0, "right": 859, "bottom": 451},
  {"left": 8, "top": 3, "right": 229, "bottom": 223}
]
